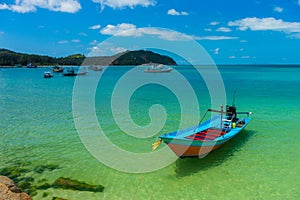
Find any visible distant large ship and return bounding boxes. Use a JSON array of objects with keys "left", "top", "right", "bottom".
[{"left": 144, "top": 63, "right": 173, "bottom": 73}]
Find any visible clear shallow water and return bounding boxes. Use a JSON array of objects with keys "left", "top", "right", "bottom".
[{"left": 0, "top": 66, "right": 299, "bottom": 199}]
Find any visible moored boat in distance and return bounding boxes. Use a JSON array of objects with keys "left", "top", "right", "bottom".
[
  {"left": 62, "top": 68, "right": 87, "bottom": 76},
  {"left": 154, "top": 104, "right": 252, "bottom": 158},
  {"left": 14, "top": 64, "right": 23, "bottom": 68},
  {"left": 27, "top": 62, "right": 37, "bottom": 68},
  {"left": 52, "top": 64, "right": 64, "bottom": 72},
  {"left": 44, "top": 71, "right": 53, "bottom": 78},
  {"left": 144, "top": 63, "right": 173, "bottom": 73},
  {"left": 89, "top": 65, "right": 103, "bottom": 71}
]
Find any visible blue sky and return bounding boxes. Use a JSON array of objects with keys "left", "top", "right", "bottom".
[{"left": 1, "top": 0, "right": 300, "bottom": 64}]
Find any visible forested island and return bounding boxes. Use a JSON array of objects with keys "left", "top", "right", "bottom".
[
  {"left": 0, "top": 49, "right": 177, "bottom": 67},
  {"left": 0, "top": 49, "right": 85, "bottom": 66}
]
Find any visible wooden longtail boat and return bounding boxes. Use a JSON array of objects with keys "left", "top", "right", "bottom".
[{"left": 155, "top": 105, "right": 251, "bottom": 158}]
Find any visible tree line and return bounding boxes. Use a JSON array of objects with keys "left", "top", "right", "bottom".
[
  {"left": 0, "top": 49, "right": 85, "bottom": 66},
  {"left": 0, "top": 49, "right": 177, "bottom": 66}
]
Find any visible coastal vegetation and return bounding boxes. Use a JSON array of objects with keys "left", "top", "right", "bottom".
[
  {"left": 111, "top": 50, "right": 177, "bottom": 65},
  {"left": 0, "top": 49, "right": 177, "bottom": 66},
  {"left": 0, "top": 49, "right": 85, "bottom": 66},
  {"left": 0, "top": 161, "right": 104, "bottom": 199}
]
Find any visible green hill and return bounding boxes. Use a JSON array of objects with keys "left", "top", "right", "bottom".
[
  {"left": 0, "top": 49, "right": 85, "bottom": 66},
  {"left": 111, "top": 50, "right": 177, "bottom": 65},
  {"left": 0, "top": 49, "right": 176, "bottom": 66}
]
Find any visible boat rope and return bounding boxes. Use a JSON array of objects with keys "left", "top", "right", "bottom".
[
  {"left": 131, "top": 174, "right": 145, "bottom": 200},
  {"left": 193, "top": 109, "right": 209, "bottom": 133}
]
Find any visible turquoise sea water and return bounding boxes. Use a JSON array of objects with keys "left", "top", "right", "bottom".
[{"left": 0, "top": 66, "right": 299, "bottom": 199}]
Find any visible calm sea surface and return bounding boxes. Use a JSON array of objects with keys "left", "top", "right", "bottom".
[{"left": 0, "top": 66, "right": 299, "bottom": 199}]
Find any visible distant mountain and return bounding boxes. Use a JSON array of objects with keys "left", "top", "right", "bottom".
[
  {"left": 0, "top": 49, "right": 177, "bottom": 66},
  {"left": 81, "top": 51, "right": 126, "bottom": 66},
  {"left": 111, "top": 50, "right": 177, "bottom": 65},
  {"left": 82, "top": 50, "right": 177, "bottom": 66}
]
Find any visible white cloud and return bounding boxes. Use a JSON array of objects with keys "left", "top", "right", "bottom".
[
  {"left": 210, "top": 21, "right": 219, "bottom": 26},
  {"left": 101, "top": 23, "right": 139, "bottom": 37},
  {"left": 100, "top": 23, "right": 239, "bottom": 41},
  {"left": 228, "top": 17, "right": 300, "bottom": 33},
  {"left": 229, "top": 56, "right": 236, "bottom": 59},
  {"left": 72, "top": 39, "right": 80, "bottom": 43},
  {"left": 58, "top": 40, "right": 69, "bottom": 44},
  {"left": 88, "top": 42, "right": 128, "bottom": 57},
  {"left": 0, "top": 3, "right": 9, "bottom": 10},
  {"left": 204, "top": 28, "right": 212, "bottom": 32},
  {"left": 89, "top": 40, "right": 98, "bottom": 45},
  {"left": 274, "top": 6, "right": 283, "bottom": 13},
  {"left": 89, "top": 24, "right": 101, "bottom": 30},
  {"left": 79, "top": 32, "right": 88, "bottom": 36},
  {"left": 196, "top": 36, "right": 238, "bottom": 40},
  {"left": 298, "top": 0, "right": 300, "bottom": 6},
  {"left": 92, "top": 0, "right": 156, "bottom": 10},
  {"left": 167, "top": 8, "right": 188, "bottom": 16},
  {"left": 0, "top": 0, "right": 81, "bottom": 13},
  {"left": 181, "top": 11, "right": 188, "bottom": 16},
  {"left": 214, "top": 48, "right": 220, "bottom": 55},
  {"left": 167, "top": 9, "right": 179, "bottom": 15},
  {"left": 240, "top": 40, "right": 247, "bottom": 43},
  {"left": 241, "top": 56, "right": 250, "bottom": 59},
  {"left": 216, "top": 27, "right": 232, "bottom": 32}
]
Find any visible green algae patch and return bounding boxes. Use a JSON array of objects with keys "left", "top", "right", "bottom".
[
  {"left": 33, "top": 164, "right": 60, "bottom": 174},
  {"left": 52, "top": 197, "right": 68, "bottom": 200},
  {"left": 0, "top": 162, "right": 61, "bottom": 197},
  {"left": 52, "top": 177, "right": 104, "bottom": 192}
]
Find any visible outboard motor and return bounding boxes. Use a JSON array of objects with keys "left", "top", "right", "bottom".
[{"left": 226, "top": 105, "right": 237, "bottom": 122}]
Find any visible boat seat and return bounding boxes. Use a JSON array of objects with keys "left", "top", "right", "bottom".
[{"left": 185, "top": 128, "right": 227, "bottom": 141}]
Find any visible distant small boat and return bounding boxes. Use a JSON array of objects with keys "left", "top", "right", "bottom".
[
  {"left": 27, "top": 63, "right": 37, "bottom": 68},
  {"left": 89, "top": 65, "right": 103, "bottom": 71},
  {"left": 153, "top": 104, "right": 251, "bottom": 158},
  {"left": 14, "top": 64, "right": 23, "bottom": 68},
  {"left": 44, "top": 71, "right": 53, "bottom": 78},
  {"left": 52, "top": 65, "right": 64, "bottom": 72},
  {"left": 144, "top": 64, "right": 172, "bottom": 73},
  {"left": 63, "top": 68, "right": 87, "bottom": 76}
]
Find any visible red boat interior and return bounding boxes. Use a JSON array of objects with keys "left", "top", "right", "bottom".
[{"left": 185, "top": 128, "right": 228, "bottom": 141}]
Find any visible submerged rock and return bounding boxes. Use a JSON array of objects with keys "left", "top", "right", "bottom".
[
  {"left": 36, "top": 183, "right": 52, "bottom": 190},
  {"left": 0, "top": 163, "right": 61, "bottom": 197},
  {"left": 0, "top": 175, "right": 22, "bottom": 193},
  {"left": 0, "top": 164, "right": 104, "bottom": 198},
  {"left": 0, "top": 167, "right": 30, "bottom": 181},
  {"left": 42, "top": 192, "right": 49, "bottom": 197},
  {"left": 52, "top": 197, "right": 68, "bottom": 200},
  {"left": 0, "top": 175, "right": 31, "bottom": 200},
  {"left": 33, "top": 164, "right": 60, "bottom": 174},
  {"left": 0, "top": 166, "right": 37, "bottom": 197},
  {"left": 53, "top": 177, "right": 104, "bottom": 192}
]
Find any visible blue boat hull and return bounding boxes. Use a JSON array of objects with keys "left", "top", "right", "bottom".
[{"left": 159, "top": 117, "right": 251, "bottom": 157}]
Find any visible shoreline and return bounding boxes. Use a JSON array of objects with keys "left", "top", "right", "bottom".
[{"left": 1, "top": 64, "right": 300, "bottom": 68}]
